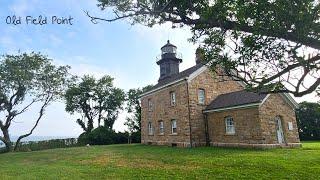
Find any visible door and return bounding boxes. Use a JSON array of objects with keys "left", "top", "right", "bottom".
[{"left": 275, "top": 116, "right": 285, "bottom": 144}]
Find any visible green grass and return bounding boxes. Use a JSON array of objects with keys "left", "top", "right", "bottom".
[{"left": 0, "top": 142, "right": 319, "bottom": 179}]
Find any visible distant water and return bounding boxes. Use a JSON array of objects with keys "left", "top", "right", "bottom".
[{"left": 0, "top": 136, "right": 77, "bottom": 147}]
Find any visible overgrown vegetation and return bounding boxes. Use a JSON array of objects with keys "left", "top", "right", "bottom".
[{"left": 0, "top": 141, "right": 319, "bottom": 179}]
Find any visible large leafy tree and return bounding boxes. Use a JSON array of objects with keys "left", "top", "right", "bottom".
[
  {"left": 0, "top": 53, "right": 72, "bottom": 152},
  {"left": 296, "top": 102, "right": 320, "bottom": 140},
  {"left": 87, "top": 0, "right": 320, "bottom": 97},
  {"left": 65, "top": 75, "right": 125, "bottom": 133},
  {"left": 125, "top": 85, "right": 153, "bottom": 133}
]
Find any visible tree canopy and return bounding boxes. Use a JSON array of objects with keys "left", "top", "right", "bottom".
[
  {"left": 296, "top": 102, "right": 320, "bottom": 140},
  {"left": 0, "top": 52, "right": 72, "bottom": 152},
  {"left": 65, "top": 75, "right": 125, "bottom": 133},
  {"left": 124, "top": 85, "right": 153, "bottom": 133},
  {"left": 87, "top": 0, "right": 320, "bottom": 97}
]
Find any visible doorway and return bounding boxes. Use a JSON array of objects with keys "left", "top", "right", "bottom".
[{"left": 275, "top": 116, "right": 285, "bottom": 144}]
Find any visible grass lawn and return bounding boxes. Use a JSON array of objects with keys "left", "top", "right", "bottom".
[{"left": 0, "top": 142, "right": 319, "bottom": 179}]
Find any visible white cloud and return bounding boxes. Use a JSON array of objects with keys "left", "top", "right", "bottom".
[
  {"left": 48, "top": 34, "right": 63, "bottom": 47},
  {"left": 294, "top": 92, "right": 318, "bottom": 103},
  {"left": 0, "top": 36, "right": 15, "bottom": 48},
  {"left": 9, "top": 0, "right": 38, "bottom": 16}
]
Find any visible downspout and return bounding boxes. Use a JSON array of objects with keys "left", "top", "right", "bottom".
[
  {"left": 204, "top": 113, "right": 210, "bottom": 146},
  {"left": 186, "top": 79, "right": 193, "bottom": 148}
]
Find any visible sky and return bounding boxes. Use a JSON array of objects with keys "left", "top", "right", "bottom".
[{"left": 0, "top": 0, "right": 318, "bottom": 138}]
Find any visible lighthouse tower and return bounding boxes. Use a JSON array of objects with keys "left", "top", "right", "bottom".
[{"left": 157, "top": 40, "right": 182, "bottom": 82}]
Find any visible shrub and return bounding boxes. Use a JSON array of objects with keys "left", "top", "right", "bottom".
[
  {"left": 78, "top": 127, "right": 130, "bottom": 145},
  {"left": 11, "top": 138, "right": 79, "bottom": 152},
  {"left": 131, "top": 131, "right": 141, "bottom": 143}
]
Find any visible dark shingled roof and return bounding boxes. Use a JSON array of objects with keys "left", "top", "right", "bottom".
[
  {"left": 146, "top": 64, "right": 204, "bottom": 93},
  {"left": 205, "top": 90, "right": 268, "bottom": 111}
]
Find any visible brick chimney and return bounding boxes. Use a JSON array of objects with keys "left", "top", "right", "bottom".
[{"left": 195, "top": 47, "right": 205, "bottom": 65}]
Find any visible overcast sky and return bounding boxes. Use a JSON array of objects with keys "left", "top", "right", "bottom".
[{"left": 0, "top": 0, "right": 318, "bottom": 138}]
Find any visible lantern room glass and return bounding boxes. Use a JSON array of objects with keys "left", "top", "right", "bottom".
[{"left": 161, "top": 45, "right": 177, "bottom": 55}]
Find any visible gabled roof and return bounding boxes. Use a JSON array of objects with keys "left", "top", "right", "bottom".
[
  {"left": 204, "top": 90, "right": 268, "bottom": 112},
  {"left": 140, "top": 64, "right": 204, "bottom": 97}
]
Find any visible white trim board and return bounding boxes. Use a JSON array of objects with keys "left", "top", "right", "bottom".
[
  {"left": 187, "top": 65, "right": 207, "bottom": 83},
  {"left": 259, "top": 94, "right": 271, "bottom": 107},
  {"left": 140, "top": 65, "right": 206, "bottom": 98},
  {"left": 139, "top": 78, "right": 187, "bottom": 98},
  {"left": 203, "top": 103, "right": 261, "bottom": 113},
  {"left": 281, "top": 93, "right": 299, "bottom": 109}
]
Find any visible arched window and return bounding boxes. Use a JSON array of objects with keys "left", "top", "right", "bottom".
[{"left": 225, "top": 116, "right": 235, "bottom": 135}]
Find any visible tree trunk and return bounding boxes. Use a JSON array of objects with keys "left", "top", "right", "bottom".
[{"left": 2, "top": 128, "right": 13, "bottom": 152}]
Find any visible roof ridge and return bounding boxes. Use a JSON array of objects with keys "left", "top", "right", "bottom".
[
  {"left": 205, "top": 90, "right": 268, "bottom": 112},
  {"left": 140, "top": 64, "right": 205, "bottom": 97}
]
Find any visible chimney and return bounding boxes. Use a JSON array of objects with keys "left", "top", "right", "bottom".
[{"left": 195, "top": 47, "right": 204, "bottom": 65}]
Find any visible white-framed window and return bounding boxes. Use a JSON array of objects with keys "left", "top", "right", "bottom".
[
  {"left": 170, "top": 91, "right": 176, "bottom": 106},
  {"left": 288, "top": 122, "right": 293, "bottom": 131},
  {"left": 225, "top": 116, "right": 235, "bottom": 135},
  {"left": 148, "top": 122, "right": 153, "bottom": 135},
  {"left": 159, "top": 121, "right": 164, "bottom": 134},
  {"left": 148, "top": 99, "right": 153, "bottom": 111},
  {"left": 171, "top": 119, "right": 177, "bottom": 134},
  {"left": 198, "top": 89, "right": 205, "bottom": 105}
]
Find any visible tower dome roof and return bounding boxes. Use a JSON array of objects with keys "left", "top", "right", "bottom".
[{"left": 161, "top": 40, "right": 176, "bottom": 49}]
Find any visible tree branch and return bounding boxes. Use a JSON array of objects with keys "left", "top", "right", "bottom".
[
  {"left": 13, "top": 95, "right": 52, "bottom": 151},
  {"left": 14, "top": 99, "right": 39, "bottom": 116},
  {"left": 85, "top": 5, "right": 320, "bottom": 50},
  {"left": 0, "top": 120, "right": 3, "bottom": 129}
]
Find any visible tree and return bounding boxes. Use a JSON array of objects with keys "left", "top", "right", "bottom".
[
  {"left": 296, "top": 102, "right": 320, "bottom": 140},
  {"left": 0, "top": 52, "right": 72, "bottom": 152},
  {"left": 87, "top": 0, "right": 320, "bottom": 97},
  {"left": 65, "top": 75, "right": 125, "bottom": 133},
  {"left": 124, "top": 85, "right": 153, "bottom": 133}
]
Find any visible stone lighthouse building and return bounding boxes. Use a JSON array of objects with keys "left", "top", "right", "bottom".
[{"left": 140, "top": 41, "right": 301, "bottom": 148}]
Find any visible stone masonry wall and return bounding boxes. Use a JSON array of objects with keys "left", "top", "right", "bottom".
[
  {"left": 207, "top": 107, "right": 263, "bottom": 145},
  {"left": 259, "top": 94, "right": 300, "bottom": 145},
  {"left": 188, "top": 68, "right": 243, "bottom": 146},
  {"left": 141, "top": 81, "right": 192, "bottom": 147}
]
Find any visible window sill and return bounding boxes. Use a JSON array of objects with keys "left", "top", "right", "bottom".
[
  {"left": 170, "top": 133, "right": 178, "bottom": 136},
  {"left": 158, "top": 133, "right": 164, "bottom": 136},
  {"left": 148, "top": 134, "right": 154, "bottom": 136}
]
